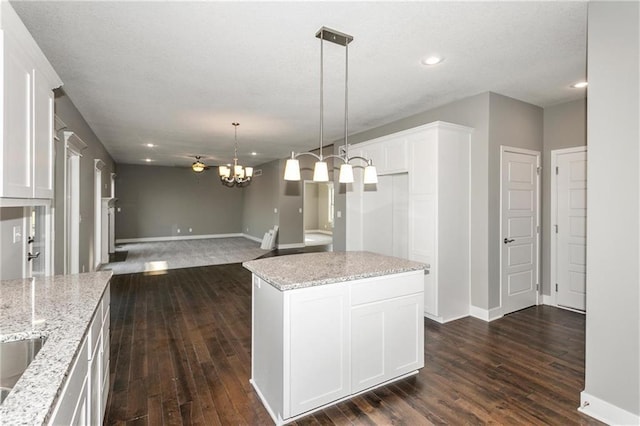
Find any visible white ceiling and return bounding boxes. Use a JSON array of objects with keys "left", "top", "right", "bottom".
[{"left": 11, "top": 1, "right": 587, "bottom": 168}]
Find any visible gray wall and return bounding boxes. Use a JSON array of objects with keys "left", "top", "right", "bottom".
[
  {"left": 54, "top": 90, "right": 115, "bottom": 273},
  {"left": 541, "top": 99, "right": 586, "bottom": 295},
  {"left": 241, "top": 160, "right": 280, "bottom": 241},
  {"left": 584, "top": 1, "right": 639, "bottom": 419},
  {"left": 488, "top": 93, "right": 543, "bottom": 308},
  {"left": 115, "top": 164, "right": 243, "bottom": 239},
  {"left": 0, "top": 207, "right": 25, "bottom": 279}
]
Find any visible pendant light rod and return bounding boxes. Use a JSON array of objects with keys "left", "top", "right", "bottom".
[{"left": 284, "top": 27, "right": 377, "bottom": 186}]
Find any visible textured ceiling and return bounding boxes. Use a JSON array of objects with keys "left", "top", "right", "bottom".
[{"left": 11, "top": 1, "right": 587, "bottom": 168}]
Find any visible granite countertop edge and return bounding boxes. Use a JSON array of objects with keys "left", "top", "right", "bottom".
[
  {"left": 0, "top": 271, "right": 112, "bottom": 426},
  {"left": 243, "top": 251, "right": 429, "bottom": 291}
]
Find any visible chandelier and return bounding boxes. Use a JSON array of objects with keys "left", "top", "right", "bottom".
[
  {"left": 191, "top": 156, "right": 205, "bottom": 173},
  {"left": 283, "top": 27, "right": 378, "bottom": 185},
  {"left": 219, "top": 122, "right": 253, "bottom": 187}
]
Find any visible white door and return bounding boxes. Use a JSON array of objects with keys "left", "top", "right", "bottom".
[
  {"left": 500, "top": 147, "right": 540, "bottom": 315},
  {"left": 554, "top": 148, "right": 587, "bottom": 311}
]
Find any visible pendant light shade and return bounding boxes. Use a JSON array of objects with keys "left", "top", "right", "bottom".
[
  {"left": 284, "top": 157, "right": 301, "bottom": 181},
  {"left": 338, "top": 163, "right": 354, "bottom": 183},
  {"left": 363, "top": 162, "right": 378, "bottom": 184},
  {"left": 313, "top": 161, "right": 329, "bottom": 182}
]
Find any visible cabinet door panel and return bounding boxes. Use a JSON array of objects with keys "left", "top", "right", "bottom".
[
  {"left": 3, "top": 40, "right": 32, "bottom": 198},
  {"left": 33, "top": 72, "right": 54, "bottom": 198},
  {"left": 351, "top": 304, "right": 385, "bottom": 393},
  {"left": 288, "top": 284, "right": 350, "bottom": 417},
  {"left": 386, "top": 294, "right": 424, "bottom": 374}
]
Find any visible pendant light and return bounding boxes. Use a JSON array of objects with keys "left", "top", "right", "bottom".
[
  {"left": 219, "top": 122, "right": 253, "bottom": 187},
  {"left": 283, "top": 27, "right": 378, "bottom": 185}
]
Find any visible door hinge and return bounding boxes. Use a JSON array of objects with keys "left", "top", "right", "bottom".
[
  {"left": 536, "top": 225, "right": 540, "bottom": 234},
  {"left": 556, "top": 166, "right": 559, "bottom": 175},
  {"left": 537, "top": 166, "right": 541, "bottom": 175},
  {"left": 555, "top": 224, "right": 559, "bottom": 234},
  {"left": 555, "top": 283, "right": 558, "bottom": 292},
  {"left": 536, "top": 284, "right": 539, "bottom": 291}
]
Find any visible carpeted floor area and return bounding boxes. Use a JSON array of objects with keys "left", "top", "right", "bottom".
[{"left": 101, "top": 237, "right": 270, "bottom": 275}]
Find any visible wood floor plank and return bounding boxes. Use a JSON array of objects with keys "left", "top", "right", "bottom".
[{"left": 105, "top": 262, "right": 603, "bottom": 425}]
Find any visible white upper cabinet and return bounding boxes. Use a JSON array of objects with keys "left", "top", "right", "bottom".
[{"left": 0, "top": 2, "right": 62, "bottom": 199}]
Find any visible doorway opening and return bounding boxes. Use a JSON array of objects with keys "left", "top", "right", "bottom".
[{"left": 303, "top": 181, "right": 334, "bottom": 248}]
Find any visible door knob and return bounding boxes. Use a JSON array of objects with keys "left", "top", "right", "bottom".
[
  {"left": 503, "top": 238, "right": 515, "bottom": 244},
  {"left": 28, "top": 252, "right": 40, "bottom": 261}
]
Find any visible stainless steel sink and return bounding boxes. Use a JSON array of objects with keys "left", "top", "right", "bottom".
[{"left": 0, "top": 337, "right": 46, "bottom": 404}]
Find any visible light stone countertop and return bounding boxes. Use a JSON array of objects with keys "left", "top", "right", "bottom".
[
  {"left": 0, "top": 271, "right": 112, "bottom": 425},
  {"left": 243, "top": 251, "right": 428, "bottom": 291}
]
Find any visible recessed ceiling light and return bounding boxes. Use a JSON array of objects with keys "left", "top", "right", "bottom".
[
  {"left": 145, "top": 143, "right": 155, "bottom": 148},
  {"left": 421, "top": 56, "right": 444, "bottom": 66},
  {"left": 251, "top": 152, "right": 257, "bottom": 156},
  {"left": 571, "top": 81, "right": 588, "bottom": 88},
  {"left": 144, "top": 158, "right": 152, "bottom": 162}
]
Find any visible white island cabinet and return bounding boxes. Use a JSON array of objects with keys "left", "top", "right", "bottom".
[{"left": 244, "top": 251, "right": 427, "bottom": 425}]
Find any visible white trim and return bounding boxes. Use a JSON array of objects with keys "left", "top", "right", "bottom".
[
  {"left": 277, "top": 243, "right": 306, "bottom": 249},
  {"left": 252, "top": 370, "right": 420, "bottom": 426},
  {"left": 0, "top": 198, "right": 51, "bottom": 207},
  {"left": 424, "top": 312, "right": 444, "bottom": 323},
  {"left": 542, "top": 294, "right": 555, "bottom": 306},
  {"left": 305, "top": 229, "right": 333, "bottom": 236},
  {"left": 243, "top": 233, "right": 263, "bottom": 244},
  {"left": 469, "top": 305, "right": 504, "bottom": 322},
  {"left": 116, "top": 233, "right": 245, "bottom": 244},
  {"left": 579, "top": 391, "right": 640, "bottom": 425},
  {"left": 550, "top": 146, "right": 587, "bottom": 309},
  {"left": 499, "top": 145, "right": 541, "bottom": 314}
]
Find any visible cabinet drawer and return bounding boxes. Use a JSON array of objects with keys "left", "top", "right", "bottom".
[{"left": 351, "top": 272, "right": 423, "bottom": 306}]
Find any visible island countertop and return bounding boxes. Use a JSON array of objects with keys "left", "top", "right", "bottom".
[
  {"left": 243, "top": 251, "right": 428, "bottom": 291},
  {"left": 0, "top": 271, "right": 112, "bottom": 425}
]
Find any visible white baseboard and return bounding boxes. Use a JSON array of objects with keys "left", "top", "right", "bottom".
[
  {"left": 243, "top": 233, "right": 263, "bottom": 244},
  {"left": 424, "top": 312, "right": 444, "bottom": 323},
  {"left": 469, "top": 305, "right": 504, "bottom": 322},
  {"left": 542, "top": 294, "right": 555, "bottom": 306},
  {"left": 277, "top": 243, "right": 306, "bottom": 249},
  {"left": 306, "top": 229, "right": 333, "bottom": 236},
  {"left": 116, "top": 233, "right": 244, "bottom": 244},
  {"left": 579, "top": 391, "right": 640, "bottom": 425}
]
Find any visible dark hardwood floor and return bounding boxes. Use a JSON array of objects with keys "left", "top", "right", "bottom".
[{"left": 104, "top": 262, "right": 602, "bottom": 425}]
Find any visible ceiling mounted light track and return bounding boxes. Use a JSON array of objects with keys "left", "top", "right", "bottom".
[
  {"left": 219, "top": 122, "right": 253, "bottom": 187},
  {"left": 283, "top": 26, "right": 378, "bottom": 185}
]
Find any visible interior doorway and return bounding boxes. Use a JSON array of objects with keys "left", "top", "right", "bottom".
[
  {"left": 500, "top": 146, "right": 541, "bottom": 315},
  {"left": 551, "top": 146, "right": 587, "bottom": 312},
  {"left": 303, "top": 181, "right": 333, "bottom": 247}
]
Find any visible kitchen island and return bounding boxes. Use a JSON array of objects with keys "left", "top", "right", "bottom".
[
  {"left": 0, "top": 271, "right": 112, "bottom": 425},
  {"left": 243, "top": 251, "right": 428, "bottom": 425}
]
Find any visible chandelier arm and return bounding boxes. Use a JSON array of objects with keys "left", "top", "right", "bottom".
[
  {"left": 346, "top": 155, "right": 374, "bottom": 165},
  {"left": 292, "top": 152, "right": 323, "bottom": 161},
  {"left": 324, "top": 154, "right": 349, "bottom": 164}
]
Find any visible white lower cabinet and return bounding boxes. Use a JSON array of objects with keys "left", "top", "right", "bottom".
[
  {"left": 48, "top": 284, "right": 110, "bottom": 426},
  {"left": 289, "top": 284, "right": 350, "bottom": 416},
  {"left": 251, "top": 271, "right": 423, "bottom": 424},
  {"left": 47, "top": 337, "right": 89, "bottom": 425}
]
